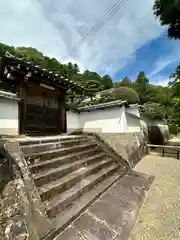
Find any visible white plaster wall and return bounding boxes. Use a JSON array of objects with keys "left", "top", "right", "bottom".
[
  {"left": 126, "top": 115, "right": 141, "bottom": 132},
  {"left": 0, "top": 98, "right": 19, "bottom": 135},
  {"left": 66, "top": 111, "right": 80, "bottom": 133},
  {"left": 67, "top": 106, "right": 128, "bottom": 133},
  {"left": 126, "top": 104, "right": 140, "bottom": 117}
]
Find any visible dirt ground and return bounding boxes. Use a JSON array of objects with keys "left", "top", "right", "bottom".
[{"left": 130, "top": 155, "right": 180, "bottom": 240}]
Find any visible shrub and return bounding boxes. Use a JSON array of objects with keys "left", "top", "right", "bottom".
[{"left": 112, "top": 87, "right": 139, "bottom": 104}]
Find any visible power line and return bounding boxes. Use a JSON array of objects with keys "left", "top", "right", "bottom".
[
  {"left": 69, "top": 0, "right": 129, "bottom": 55},
  {"left": 71, "top": 0, "right": 125, "bottom": 52}
]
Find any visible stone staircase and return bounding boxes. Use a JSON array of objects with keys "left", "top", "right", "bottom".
[{"left": 19, "top": 134, "right": 128, "bottom": 239}]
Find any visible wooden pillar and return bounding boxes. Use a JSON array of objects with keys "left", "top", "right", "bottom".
[
  {"left": 58, "top": 92, "right": 66, "bottom": 133},
  {"left": 19, "top": 80, "right": 27, "bottom": 135},
  {"left": 0, "top": 57, "right": 5, "bottom": 82}
]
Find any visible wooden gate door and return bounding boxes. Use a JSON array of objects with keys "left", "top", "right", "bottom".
[{"left": 25, "top": 84, "right": 61, "bottom": 135}]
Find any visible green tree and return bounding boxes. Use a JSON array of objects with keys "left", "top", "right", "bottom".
[
  {"left": 101, "top": 75, "right": 113, "bottom": 89},
  {"left": 166, "top": 64, "right": 180, "bottom": 132},
  {"left": 134, "top": 71, "right": 150, "bottom": 104},
  {"left": 135, "top": 71, "right": 149, "bottom": 85},
  {"left": 140, "top": 103, "right": 166, "bottom": 120},
  {"left": 0, "top": 43, "right": 17, "bottom": 56},
  {"left": 153, "top": 0, "right": 180, "bottom": 39},
  {"left": 113, "top": 77, "right": 132, "bottom": 88},
  {"left": 119, "top": 77, "right": 132, "bottom": 87},
  {"left": 84, "top": 80, "right": 104, "bottom": 99},
  {"left": 73, "top": 63, "right": 80, "bottom": 74},
  {"left": 83, "top": 70, "right": 101, "bottom": 81}
]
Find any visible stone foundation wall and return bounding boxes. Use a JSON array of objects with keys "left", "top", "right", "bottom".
[
  {"left": 148, "top": 125, "right": 170, "bottom": 145},
  {"left": 75, "top": 131, "right": 148, "bottom": 168}
]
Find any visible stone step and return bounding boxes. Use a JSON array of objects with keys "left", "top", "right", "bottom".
[
  {"left": 25, "top": 142, "right": 98, "bottom": 163},
  {"left": 21, "top": 138, "right": 91, "bottom": 155},
  {"left": 33, "top": 152, "right": 107, "bottom": 187},
  {"left": 19, "top": 135, "right": 88, "bottom": 146},
  {"left": 39, "top": 158, "right": 114, "bottom": 202},
  {"left": 46, "top": 163, "right": 126, "bottom": 219},
  {"left": 30, "top": 147, "right": 102, "bottom": 174},
  {"left": 42, "top": 169, "right": 125, "bottom": 240}
]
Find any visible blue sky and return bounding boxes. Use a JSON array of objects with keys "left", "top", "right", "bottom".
[
  {"left": 113, "top": 32, "right": 180, "bottom": 85},
  {"left": 0, "top": 0, "right": 179, "bottom": 86}
]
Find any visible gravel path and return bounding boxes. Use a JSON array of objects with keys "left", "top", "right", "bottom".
[{"left": 130, "top": 155, "right": 180, "bottom": 240}]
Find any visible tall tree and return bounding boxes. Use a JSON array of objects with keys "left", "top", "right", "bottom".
[
  {"left": 135, "top": 71, "right": 149, "bottom": 85},
  {"left": 153, "top": 0, "right": 180, "bottom": 39},
  {"left": 101, "top": 75, "right": 113, "bottom": 89},
  {"left": 167, "top": 64, "right": 180, "bottom": 132},
  {"left": 73, "top": 63, "right": 80, "bottom": 74},
  {"left": 135, "top": 71, "right": 150, "bottom": 104},
  {"left": 84, "top": 80, "right": 104, "bottom": 99},
  {"left": 119, "top": 77, "right": 132, "bottom": 87}
]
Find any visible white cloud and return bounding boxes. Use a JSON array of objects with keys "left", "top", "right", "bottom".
[
  {"left": 0, "top": 0, "right": 164, "bottom": 75},
  {"left": 149, "top": 46, "right": 180, "bottom": 78},
  {"left": 150, "top": 75, "right": 170, "bottom": 86}
]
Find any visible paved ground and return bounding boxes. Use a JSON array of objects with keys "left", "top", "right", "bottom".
[
  {"left": 168, "top": 137, "right": 180, "bottom": 146},
  {"left": 131, "top": 155, "right": 180, "bottom": 240}
]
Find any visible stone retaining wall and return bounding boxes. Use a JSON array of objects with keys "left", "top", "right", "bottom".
[
  {"left": 0, "top": 148, "right": 28, "bottom": 240},
  {"left": 97, "top": 132, "right": 148, "bottom": 168},
  {"left": 74, "top": 131, "right": 148, "bottom": 168},
  {"left": 0, "top": 141, "right": 52, "bottom": 240}
]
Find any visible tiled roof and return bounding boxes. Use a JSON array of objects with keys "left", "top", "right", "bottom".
[
  {"left": 77, "top": 100, "right": 128, "bottom": 112},
  {"left": 2, "top": 51, "right": 84, "bottom": 91}
]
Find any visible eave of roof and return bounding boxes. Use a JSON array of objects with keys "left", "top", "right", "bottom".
[
  {"left": 2, "top": 51, "right": 84, "bottom": 92},
  {"left": 125, "top": 112, "right": 142, "bottom": 119},
  {"left": 76, "top": 100, "right": 128, "bottom": 112},
  {"left": 0, "top": 90, "right": 20, "bottom": 101}
]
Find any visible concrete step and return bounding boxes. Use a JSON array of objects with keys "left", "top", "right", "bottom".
[
  {"left": 21, "top": 138, "right": 91, "bottom": 155},
  {"left": 39, "top": 158, "right": 114, "bottom": 202},
  {"left": 33, "top": 152, "right": 107, "bottom": 187},
  {"left": 24, "top": 142, "right": 98, "bottom": 163},
  {"left": 30, "top": 147, "right": 102, "bottom": 174},
  {"left": 42, "top": 168, "right": 125, "bottom": 240},
  {"left": 46, "top": 163, "right": 126, "bottom": 218}
]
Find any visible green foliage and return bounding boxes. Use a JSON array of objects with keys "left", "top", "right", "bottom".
[
  {"left": 101, "top": 75, "right": 113, "bottom": 89},
  {"left": 168, "top": 65, "right": 180, "bottom": 132},
  {"left": 133, "top": 72, "right": 150, "bottom": 104},
  {"left": 100, "top": 91, "right": 116, "bottom": 103},
  {"left": 135, "top": 71, "right": 149, "bottom": 85},
  {"left": 78, "top": 99, "right": 100, "bottom": 107},
  {"left": 84, "top": 79, "right": 104, "bottom": 98},
  {"left": 140, "top": 103, "right": 166, "bottom": 120},
  {"left": 153, "top": 0, "right": 180, "bottom": 39},
  {"left": 112, "top": 87, "right": 140, "bottom": 104},
  {"left": 114, "top": 77, "right": 132, "bottom": 88}
]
